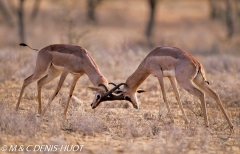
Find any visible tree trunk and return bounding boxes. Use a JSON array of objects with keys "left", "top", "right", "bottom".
[
  {"left": 209, "top": 0, "right": 219, "bottom": 19},
  {"left": 225, "top": 0, "right": 234, "bottom": 38},
  {"left": 0, "top": 0, "right": 13, "bottom": 26},
  {"left": 87, "top": 0, "right": 102, "bottom": 23},
  {"left": 145, "top": 0, "right": 157, "bottom": 39},
  {"left": 31, "top": 0, "right": 41, "bottom": 20}
]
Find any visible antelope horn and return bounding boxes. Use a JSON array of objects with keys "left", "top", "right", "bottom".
[
  {"left": 98, "top": 83, "right": 109, "bottom": 92},
  {"left": 109, "top": 82, "right": 117, "bottom": 86},
  {"left": 100, "top": 93, "right": 125, "bottom": 102},
  {"left": 109, "top": 82, "right": 116, "bottom": 86},
  {"left": 109, "top": 82, "right": 125, "bottom": 90},
  {"left": 101, "top": 83, "right": 127, "bottom": 98},
  {"left": 92, "top": 93, "right": 126, "bottom": 109}
]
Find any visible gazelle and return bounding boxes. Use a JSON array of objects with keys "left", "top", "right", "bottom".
[
  {"left": 16, "top": 43, "right": 112, "bottom": 116},
  {"left": 95, "top": 46, "right": 234, "bottom": 132}
]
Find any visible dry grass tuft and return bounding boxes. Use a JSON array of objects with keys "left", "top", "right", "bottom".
[
  {"left": 62, "top": 110, "right": 108, "bottom": 136},
  {"left": 0, "top": 103, "right": 40, "bottom": 137}
]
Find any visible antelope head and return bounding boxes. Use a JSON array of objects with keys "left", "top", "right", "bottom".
[
  {"left": 113, "top": 84, "right": 145, "bottom": 109},
  {"left": 91, "top": 83, "right": 145, "bottom": 109},
  {"left": 89, "top": 83, "right": 127, "bottom": 109}
]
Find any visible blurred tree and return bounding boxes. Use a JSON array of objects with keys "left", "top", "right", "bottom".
[
  {"left": 145, "top": 0, "right": 158, "bottom": 39},
  {"left": 225, "top": 0, "right": 234, "bottom": 38},
  {"left": 31, "top": 0, "right": 41, "bottom": 20},
  {"left": 87, "top": 0, "right": 102, "bottom": 23},
  {"left": 18, "top": 0, "right": 25, "bottom": 43},
  {"left": 209, "top": 0, "right": 221, "bottom": 20},
  {"left": 209, "top": 0, "right": 234, "bottom": 38},
  {"left": 0, "top": 0, "right": 13, "bottom": 26},
  {"left": 0, "top": 0, "right": 41, "bottom": 43},
  {"left": 236, "top": 0, "right": 240, "bottom": 17}
]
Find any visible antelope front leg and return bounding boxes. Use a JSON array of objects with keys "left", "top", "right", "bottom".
[
  {"left": 169, "top": 77, "right": 189, "bottom": 124},
  {"left": 63, "top": 74, "right": 81, "bottom": 116},
  {"left": 156, "top": 72, "right": 174, "bottom": 123}
]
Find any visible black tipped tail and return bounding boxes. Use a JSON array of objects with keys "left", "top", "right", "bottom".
[
  {"left": 19, "top": 43, "right": 38, "bottom": 51},
  {"left": 19, "top": 43, "right": 28, "bottom": 46}
]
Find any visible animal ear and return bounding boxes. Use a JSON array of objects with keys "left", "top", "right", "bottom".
[
  {"left": 88, "top": 87, "right": 105, "bottom": 92},
  {"left": 137, "top": 89, "right": 145, "bottom": 93}
]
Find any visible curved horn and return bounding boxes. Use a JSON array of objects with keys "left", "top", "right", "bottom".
[
  {"left": 109, "top": 82, "right": 121, "bottom": 91},
  {"left": 101, "top": 83, "right": 127, "bottom": 98},
  {"left": 100, "top": 93, "right": 125, "bottom": 102},
  {"left": 109, "top": 82, "right": 117, "bottom": 86},
  {"left": 98, "top": 83, "right": 108, "bottom": 92},
  {"left": 92, "top": 93, "right": 126, "bottom": 109}
]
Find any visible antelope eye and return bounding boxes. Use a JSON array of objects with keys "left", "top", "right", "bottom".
[
  {"left": 96, "top": 95, "right": 101, "bottom": 100},
  {"left": 125, "top": 96, "right": 132, "bottom": 102}
]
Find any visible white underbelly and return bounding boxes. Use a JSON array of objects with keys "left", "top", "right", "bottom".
[{"left": 163, "top": 70, "right": 175, "bottom": 77}]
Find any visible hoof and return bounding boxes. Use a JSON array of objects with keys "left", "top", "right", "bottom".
[{"left": 229, "top": 126, "right": 234, "bottom": 135}]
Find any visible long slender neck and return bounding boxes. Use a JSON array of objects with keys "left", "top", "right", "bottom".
[
  {"left": 126, "top": 63, "right": 150, "bottom": 91},
  {"left": 84, "top": 56, "right": 108, "bottom": 87},
  {"left": 85, "top": 67, "right": 108, "bottom": 87}
]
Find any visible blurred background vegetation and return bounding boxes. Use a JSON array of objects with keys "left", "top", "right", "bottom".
[{"left": 0, "top": 0, "right": 239, "bottom": 54}]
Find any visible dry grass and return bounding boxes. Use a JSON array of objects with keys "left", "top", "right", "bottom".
[{"left": 0, "top": 0, "right": 240, "bottom": 153}]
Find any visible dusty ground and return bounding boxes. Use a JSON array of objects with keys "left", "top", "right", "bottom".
[
  {"left": 0, "top": 0, "right": 240, "bottom": 153},
  {"left": 0, "top": 71, "right": 239, "bottom": 154}
]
